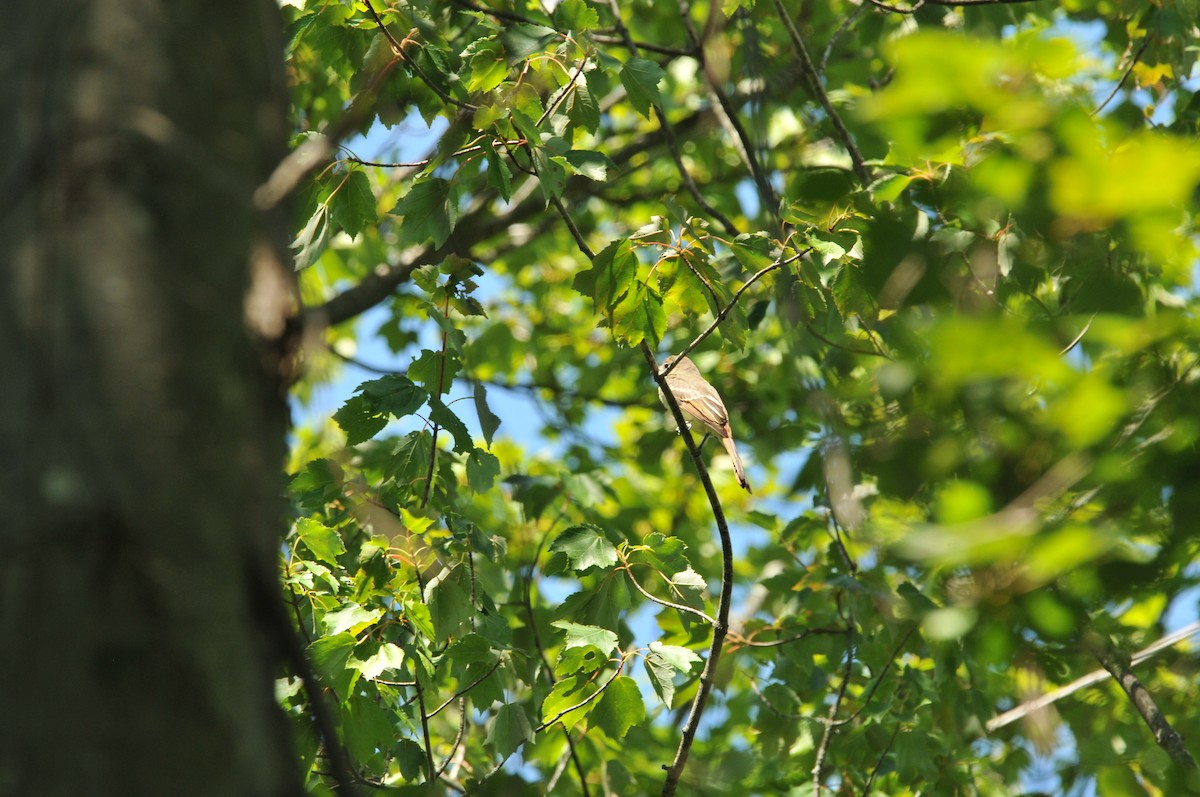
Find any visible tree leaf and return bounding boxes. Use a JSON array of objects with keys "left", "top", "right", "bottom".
[
  {"left": 549, "top": 524, "right": 619, "bottom": 573},
  {"left": 424, "top": 567, "right": 473, "bottom": 644},
  {"left": 487, "top": 703, "right": 533, "bottom": 758},
  {"left": 551, "top": 620, "right": 619, "bottom": 657},
  {"left": 428, "top": 397, "right": 474, "bottom": 454},
  {"left": 473, "top": 381, "right": 502, "bottom": 446},
  {"left": 392, "top": 177, "right": 457, "bottom": 248},
  {"left": 620, "top": 57, "right": 665, "bottom": 118},
  {"left": 467, "top": 447, "right": 501, "bottom": 492},
  {"left": 329, "top": 169, "right": 376, "bottom": 238},
  {"left": 296, "top": 517, "right": 345, "bottom": 565},
  {"left": 591, "top": 676, "right": 645, "bottom": 739}
]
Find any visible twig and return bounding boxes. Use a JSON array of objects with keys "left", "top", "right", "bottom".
[
  {"left": 621, "top": 562, "right": 718, "bottom": 626},
  {"left": 362, "top": 0, "right": 476, "bottom": 111},
  {"left": 436, "top": 699, "right": 469, "bottom": 777},
  {"left": 865, "top": 0, "right": 926, "bottom": 13},
  {"left": 864, "top": 721, "right": 903, "bottom": 793},
  {"left": 1059, "top": 314, "right": 1095, "bottom": 356},
  {"left": 604, "top": 0, "right": 740, "bottom": 236},
  {"left": 770, "top": 0, "right": 872, "bottom": 188},
  {"left": 820, "top": 4, "right": 867, "bottom": 75},
  {"left": 813, "top": 604, "right": 855, "bottom": 792},
  {"left": 729, "top": 625, "right": 848, "bottom": 649},
  {"left": 521, "top": 522, "right": 593, "bottom": 797},
  {"left": 649, "top": 342, "right": 736, "bottom": 797},
  {"left": 534, "top": 655, "right": 629, "bottom": 732},
  {"left": 663, "top": 249, "right": 808, "bottom": 378},
  {"left": 428, "top": 656, "right": 505, "bottom": 718},
  {"left": 1085, "top": 632, "right": 1200, "bottom": 771},
  {"left": 677, "top": 0, "right": 779, "bottom": 224},
  {"left": 833, "top": 626, "right": 915, "bottom": 727},
  {"left": 987, "top": 620, "right": 1200, "bottom": 732},
  {"left": 1091, "top": 34, "right": 1153, "bottom": 118}
]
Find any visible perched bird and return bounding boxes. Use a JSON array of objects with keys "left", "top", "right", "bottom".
[{"left": 658, "top": 355, "right": 751, "bottom": 493}]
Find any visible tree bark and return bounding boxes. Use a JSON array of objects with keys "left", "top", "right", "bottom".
[{"left": 0, "top": 2, "right": 298, "bottom": 795}]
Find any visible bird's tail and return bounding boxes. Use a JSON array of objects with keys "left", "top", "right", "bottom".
[{"left": 722, "top": 436, "right": 752, "bottom": 493}]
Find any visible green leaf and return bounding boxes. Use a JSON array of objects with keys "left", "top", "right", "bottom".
[
  {"left": 343, "top": 691, "right": 395, "bottom": 765},
  {"left": 565, "top": 78, "right": 600, "bottom": 133},
  {"left": 487, "top": 703, "right": 533, "bottom": 758},
  {"left": 551, "top": 620, "right": 619, "bottom": 657},
  {"left": 424, "top": 566, "right": 474, "bottom": 644},
  {"left": 334, "top": 376, "right": 427, "bottom": 445},
  {"left": 563, "top": 150, "right": 611, "bottom": 181},
  {"left": 428, "top": 397, "right": 474, "bottom": 454},
  {"left": 574, "top": 237, "right": 636, "bottom": 310},
  {"left": 556, "top": 578, "right": 631, "bottom": 630},
  {"left": 554, "top": 0, "right": 600, "bottom": 31},
  {"left": 611, "top": 281, "right": 666, "bottom": 347},
  {"left": 308, "top": 633, "right": 359, "bottom": 700},
  {"left": 644, "top": 650, "right": 677, "bottom": 706},
  {"left": 332, "top": 394, "right": 389, "bottom": 446},
  {"left": 591, "top": 676, "right": 645, "bottom": 739},
  {"left": 467, "top": 447, "right": 501, "bottom": 492},
  {"left": 321, "top": 602, "right": 385, "bottom": 635},
  {"left": 351, "top": 642, "right": 406, "bottom": 681},
  {"left": 549, "top": 524, "right": 619, "bottom": 572},
  {"left": 464, "top": 39, "right": 509, "bottom": 93},
  {"left": 362, "top": 374, "right": 428, "bottom": 415},
  {"left": 647, "top": 641, "right": 701, "bottom": 674},
  {"left": 473, "top": 382, "right": 502, "bottom": 446},
  {"left": 556, "top": 644, "right": 609, "bottom": 676},
  {"left": 392, "top": 177, "right": 458, "bottom": 248},
  {"left": 730, "top": 232, "right": 775, "bottom": 271},
  {"left": 329, "top": 169, "right": 376, "bottom": 238},
  {"left": 533, "top": 148, "right": 567, "bottom": 202},
  {"left": 407, "top": 349, "right": 461, "bottom": 395},
  {"left": 484, "top": 143, "right": 514, "bottom": 202},
  {"left": 296, "top": 517, "right": 346, "bottom": 565},
  {"left": 540, "top": 674, "right": 598, "bottom": 730},
  {"left": 500, "top": 24, "right": 558, "bottom": 64},
  {"left": 670, "top": 567, "right": 706, "bottom": 591},
  {"left": 620, "top": 57, "right": 665, "bottom": 118}
]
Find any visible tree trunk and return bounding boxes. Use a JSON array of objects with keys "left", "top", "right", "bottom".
[{"left": 0, "top": 2, "right": 298, "bottom": 795}]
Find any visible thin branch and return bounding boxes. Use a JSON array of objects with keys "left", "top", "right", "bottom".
[
  {"left": 604, "top": 0, "right": 740, "bottom": 237},
  {"left": 729, "top": 625, "right": 848, "bottom": 649},
  {"left": 987, "top": 620, "right": 1200, "bottom": 732},
  {"left": 362, "top": 0, "right": 477, "bottom": 111},
  {"left": 813, "top": 606, "right": 855, "bottom": 792},
  {"left": 436, "top": 699, "right": 469, "bottom": 778},
  {"left": 1085, "top": 632, "right": 1200, "bottom": 771},
  {"left": 770, "top": 0, "right": 872, "bottom": 188},
  {"left": 520, "top": 520, "right": 593, "bottom": 797},
  {"left": 622, "top": 563, "right": 718, "bottom": 626},
  {"left": 677, "top": 0, "right": 779, "bottom": 224},
  {"left": 833, "top": 626, "right": 916, "bottom": 727},
  {"left": 1091, "top": 34, "right": 1153, "bottom": 118},
  {"left": 256, "top": 567, "right": 361, "bottom": 797},
  {"left": 865, "top": 0, "right": 926, "bottom": 13},
  {"left": 1059, "top": 313, "right": 1095, "bottom": 356},
  {"left": 864, "top": 721, "right": 903, "bottom": 793},
  {"left": 649, "top": 341, "right": 736, "bottom": 797},
  {"left": 428, "top": 656, "right": 505, "bottom": 718},
  {"left": 551, "top": 194, "right": 595, "bottom": 259},
  {"left": 664, "top": 249, "right": 808, "bottom": 377},
  {"left": 535, "top": 656, "right": 629, "bottom": 732},
  {"left": 820, "top": 4, "right": 867, "bottom": 75}
]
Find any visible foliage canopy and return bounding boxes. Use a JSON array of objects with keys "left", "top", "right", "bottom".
[{"left": 279, "top": 0, "right": 1200, "bottom": 794}]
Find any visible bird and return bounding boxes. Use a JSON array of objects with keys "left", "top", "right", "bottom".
[{"left": 658, "top": 354, "right": 751, "bottom": 493}]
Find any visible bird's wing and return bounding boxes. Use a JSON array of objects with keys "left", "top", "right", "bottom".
[{"left": 669, "top": 381, "right": 730, "bottom": 434}]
